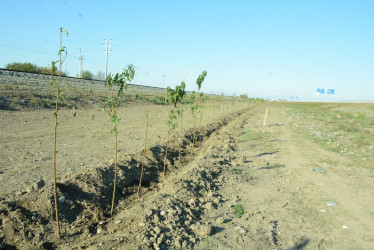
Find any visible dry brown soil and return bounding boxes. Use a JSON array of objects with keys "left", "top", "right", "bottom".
[
  {"left": 0, "top": 102, "right": 373, "bottom": 249},
  {"left": 0, "top": 101, "right": 239, "bottom": 197}
]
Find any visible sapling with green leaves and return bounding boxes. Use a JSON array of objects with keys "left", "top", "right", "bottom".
[
  {"left": 103, "top": 65, "right": 135, "bottom": 215},
  {"left": 188, "top": 91, "right": 197, "bottom": 154},
  {"left": 192, "top": 70, "right": 207, "bottom": 145},
  {"left": 52, "top": 27, "right": 68, "bottom": 238},
  {"left": 163, "top": 82, "right": 186, "bottom": 176},
  {"left": 198, "top": 92, "right": 209, "bottom": 128}
]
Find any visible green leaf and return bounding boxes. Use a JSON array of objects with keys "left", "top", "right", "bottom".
[
  {"left": 92, "top": 114, "right": 95, "bottom": 120},
  {"left": 196, "top": 70, "right": 207, "bottom": 91},
  {"left": 72, "top": 107, "right": 77, "bottom": 117},
  {"left": 60, "top": 27, "right": 69, "bottom": 37},
  {"left": 102, "top": 65, "right": 136, "bottom": 135}
]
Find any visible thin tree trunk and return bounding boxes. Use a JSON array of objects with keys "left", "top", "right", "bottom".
[
  {"left": 53, "top": 89, "right": 61, "bottom": 238},
  {"left": 216, "top": 103, "right": 219, "bottom": 122},
  {"left": 178, "top": 115, "right": 183, "bottom": 161},
  {"left": 193, "top": 113, "right": 196, "bottom": 146},
  {"left": 52, "top": 32, "right": 63, "bottom": 238},
  {"left": 138, "top": 111, "right": 149, "bottom": 196},
  {"left": 193, "top": 91, "right": 200, "bottom": 145},
  {"left": 111, "top": 127, "right": 118, "bottom": 215},
  {"left": 199, "top": 112, "right": 203, "bottom": 142},
  {"left": 163, "top": 132, "right": 170, "bottom": 177}
]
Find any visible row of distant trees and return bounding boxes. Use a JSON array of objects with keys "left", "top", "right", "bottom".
[{"left": 5, "top": 62, "right": 104, "bottom": 80}]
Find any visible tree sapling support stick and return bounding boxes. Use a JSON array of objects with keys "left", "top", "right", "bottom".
[{"left": 263, "top": 107, "right": 269, "bottom": 126}]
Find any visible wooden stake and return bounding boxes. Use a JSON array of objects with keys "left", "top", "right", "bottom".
[{"left": 263, "top": 107, "right": 269, "bottom": 126}]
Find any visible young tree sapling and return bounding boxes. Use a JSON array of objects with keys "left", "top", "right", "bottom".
[
  {"left": 192, "top": 70, "right": 207, "bottom": 145},
  {"left": 52, "top": 27, "right": 68, "bottom": 238},
  {"left": 163, "top": 82, "right": 186, "bottom": 176},
  {"left": 103, "top": 65, "right": 135, "bottom": 215}
]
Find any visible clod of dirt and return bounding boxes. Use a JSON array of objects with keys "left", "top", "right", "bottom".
[{"left": 191, "top": 222, "right": 213, "bottom": 236}]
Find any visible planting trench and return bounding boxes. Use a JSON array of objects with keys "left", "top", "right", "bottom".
[{"left": 0, "top": 105, "right": 259, "bottom": 249}]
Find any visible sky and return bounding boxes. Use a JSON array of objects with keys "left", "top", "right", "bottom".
[{"left": 1, "top": 0, "right": 373, "bottom": 101}]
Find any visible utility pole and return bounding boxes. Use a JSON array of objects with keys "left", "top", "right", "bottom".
[
  {"left": 76, "top": 46, "right": 84, "bottom": 78},
  {"left": 102, "top": 39, "right": 113, "bottom": 79},
  {"left": 162, "top": 74, "right": 165, "bottom": 88}
]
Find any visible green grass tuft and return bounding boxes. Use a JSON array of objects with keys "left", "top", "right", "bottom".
[{"left": 232, "top": 203, "right": 245, "bottom": 218}]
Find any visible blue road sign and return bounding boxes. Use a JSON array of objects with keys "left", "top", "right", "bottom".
[
  {"left": 317, "top": 88, "right": 325, "bottom": 94},
  {"left": 327, "top": 89, "right": 335, "bottom": 94}
]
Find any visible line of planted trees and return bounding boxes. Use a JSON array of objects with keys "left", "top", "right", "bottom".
[{"left": 49, "top": 27, "right": 252, "bottom": 238}]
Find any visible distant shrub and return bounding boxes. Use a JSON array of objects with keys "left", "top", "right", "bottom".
[
  {"left": 38, "top": 61, "right": 58, "bottom": 75},
  {"left": 6, "top": 61, "right": 66, "bottom": 76},
  {"left": 38, "top": 67, "right": 52, "bottom": 75},
  {"left": 82, "top": 70, "right": 94, "bottom": 80},
  {"left": 6, "top": 62, "right": 39, "bottom": 73}
]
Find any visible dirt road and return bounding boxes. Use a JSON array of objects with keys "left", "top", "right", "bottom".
[
  {"left": 194, "top": 104, "right": 374, "bottom": 249},
  {"left": 1, "top": 103, "right": 373, "bottom": 249}
]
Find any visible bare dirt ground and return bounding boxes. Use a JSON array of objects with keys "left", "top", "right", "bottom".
[
  {"left": 0, "top": 100, "right": 242, "bottom": 197},
  {"left": 1, "top": 102, "right": 374, "bottom": 249},
  {"left": 197, "top": 103, "right": 374, "bottom": 249}
]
